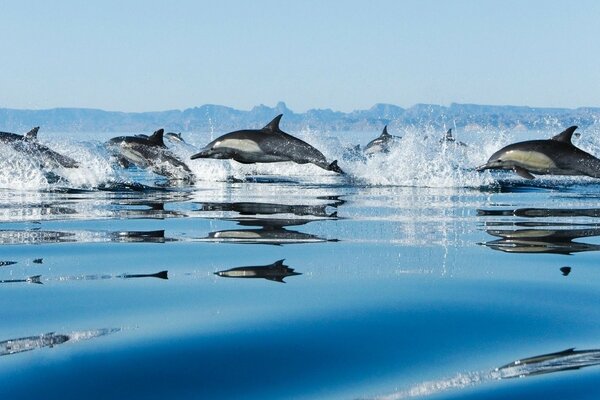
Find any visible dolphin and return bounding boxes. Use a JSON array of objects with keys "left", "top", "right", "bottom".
[
  {"left": 0, "top": 127, "right": 79, "bottom": 169},
  {"left": 106, "top": 129, "right": 195, "bottom": 182},
  {"left": 214, "top": 259, "right": 301, "bottom": 283},
  {"left": 477, "top": 126, "right": 600, "bottom": 179},
  {"left": 440, "top": 128, "right": 467, "bottom": 146},
  {"left": 135, "top": 131, "right": 186, "bottom": 143},
  {"left": 190, "top": 115, "right": 344, "bottom": 174},
  {"left": 364, "top": 126, "right": 400, "bottom": 155}
]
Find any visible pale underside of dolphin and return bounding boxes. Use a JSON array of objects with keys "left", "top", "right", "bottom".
[
  {"left": 0, "top": 127, "right": 79, "bottom": 169},
  {"left": 107, "top": 129, "right": 194, "bottom": 181},
  {"left": 477, "top": 126, "right": 600, "bottom": 179},
  {"left": 190, "top": 115, "right": 344, "bottom": 174}
]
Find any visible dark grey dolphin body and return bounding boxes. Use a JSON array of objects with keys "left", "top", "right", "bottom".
[
  {"left": 364, "top": 126, "right": 401, "bottom": 155},
  {"left": 106, "top": 129, "right": 194, "bottom": 182},
  {"left": 477, "top": 126, "right": 600, "bottom": 179},
  {"left": 190, "top": 115, "right": 344, "bottom": 174},
  {"left": 0, "top": 127, "right": 79, "bottom": 169}
]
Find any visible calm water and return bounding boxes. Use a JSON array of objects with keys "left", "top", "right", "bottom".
[{"left": 1, "top": 128, "right": 600, "bottom": 399}]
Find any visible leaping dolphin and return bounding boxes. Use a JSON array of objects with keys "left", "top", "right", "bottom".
[
  {"left": 190, "top": 115, "right": 344, "bottom": 174},
  {"left": 477, "top": 126, "right": 600, "bottom": 179},
  {"left": 364, "top": 126, "right": 401, "bottom": 155},
  {"left": 0, "top": 127, "right": 79, "bottom": 169},
  {"left": 106, "top": 129, "right": 195, "bottom": 182}
]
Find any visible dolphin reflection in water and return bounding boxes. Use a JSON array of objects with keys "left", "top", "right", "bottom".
[
  {"left": 477, "top": 206, "right": 600, "bottom": 254},
  {"left": 0, "top": 328, "right": 120, "bottom": 357},
  {"left": 215, "top": 259, "right": 301, "bottom": 283},
  {"left": 496, "top": 347, "right": 600, "bottom": 379}
]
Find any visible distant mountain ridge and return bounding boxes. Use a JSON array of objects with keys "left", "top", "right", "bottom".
[{"left": 1, "top": 101, "right": 600, "bottom": 133}]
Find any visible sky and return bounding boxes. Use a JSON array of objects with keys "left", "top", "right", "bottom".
[{"left": 1, "top": 0, "right": 600, "bottom": 112}]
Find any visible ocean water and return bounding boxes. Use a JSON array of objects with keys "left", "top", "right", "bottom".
[{"left": 1, "top": 126, "right": 600, "bottom": 399}]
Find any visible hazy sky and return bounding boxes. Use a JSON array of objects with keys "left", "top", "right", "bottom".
[{"left": 1, "top": 0, "right": 600, "bottom": 112}]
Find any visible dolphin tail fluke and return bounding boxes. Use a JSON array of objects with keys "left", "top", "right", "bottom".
[
  {"left": 27, "top": 275, "right": 43, "bottom": 284},
  {"left": 327, "top": 160, "right": 345, "bottom": 174},
  {"left": 153, "top": 270, "right": 169, "bottom": 280}
]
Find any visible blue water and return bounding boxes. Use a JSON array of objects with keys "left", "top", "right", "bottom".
[{"left": 1, "top": 127, "right": 600, "bottom": 399}]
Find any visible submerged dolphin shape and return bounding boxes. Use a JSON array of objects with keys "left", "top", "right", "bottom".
[
  {"left": 214, "top": 259, "right": 301, "bottom": 283},
  {"left": 364, "top": 126, "right": 401, "bottom": 155},
  {"left": 190, "top": 115, "right": 344, "bottom": 174},
  {"left": 106, "top": 129, "right": 194, "bottom": 182},
  {"left": 440, "top": 128, "right": 467, "bottom": 146},
  {"left": 477, "top": 126, "right": 600, "bottom": 179},
  {"left": 0, "top": 127, "right": 79, "bottom": 169}
]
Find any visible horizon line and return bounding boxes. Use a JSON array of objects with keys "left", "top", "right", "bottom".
[{"left": 2, "top": 101, "right": 600, "bottom": 115}]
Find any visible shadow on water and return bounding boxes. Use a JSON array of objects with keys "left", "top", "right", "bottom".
[
  {"left": 477, "top": 206, "right": 600, "bottom": 255},
  {"left": 0, "top": 329, "right": 120, "bottom": 357}
]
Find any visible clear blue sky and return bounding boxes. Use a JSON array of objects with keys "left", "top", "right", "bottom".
[{"left": 1, "top": 0, "right": 600, "bottom": 112}]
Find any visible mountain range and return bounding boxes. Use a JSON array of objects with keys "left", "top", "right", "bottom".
[{"left": 1, "top": 101, "right": 599, "bottom": 133}]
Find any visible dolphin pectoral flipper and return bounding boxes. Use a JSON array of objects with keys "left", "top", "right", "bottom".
[
  {"left": 514, "top": 167, "right": 535, "bottom": 179},
  {"left": 551, "top": 126, "right": 578, "bottom": 143}
]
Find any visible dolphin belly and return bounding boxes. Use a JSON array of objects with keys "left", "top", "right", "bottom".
[
  {"left": 503, "top": 150, "right": 557, "bottom": 172},
  {"left": 214, "top": 139, "right": 264, "bottom": 154},
  {"left": 118, "top": 145, "right": 152, "bottom": 167}
]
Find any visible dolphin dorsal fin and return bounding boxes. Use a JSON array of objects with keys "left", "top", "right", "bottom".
[
  {"left": 148, "top": 129, "right": 165, "bottom": 146},
  {"left": 381, "top": 126, "right": 390, "bottom": 137},
  {"left": 273, "top": 259, "right": 285, "bottom": 268},
  {"left": 551, "top": 126, "right": 578, "bottom": 143},
  {"left": 24, "top": 127, "right": 39, "bottom": 141},
  {"left": 445, "top": 128, "right": 453, "bottom": 140},
  {"left": 263, "top": 115, "right": 283, "bottom": 133}
]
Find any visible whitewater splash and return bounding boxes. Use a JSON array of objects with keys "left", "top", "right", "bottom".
[{"left": 2, "top": 125, "right": 600, "bottom": 191}]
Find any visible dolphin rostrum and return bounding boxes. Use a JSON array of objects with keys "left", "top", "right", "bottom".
[
  {"left": 477, "top": 126, "right": 600, "bottom": 179},
  {"left": 106, "top": 129, "right": 195, "bottom": 182},
  {"left": 364, "top": 126, "right": 401, "bottom": 155},
  {"left": 190, "top": 115, "right": 344, "bottom": 174},
  {"left": 0, "top": 127, "right": 79, "bottom": 169}
]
